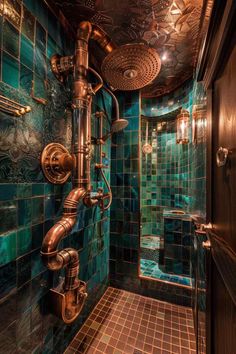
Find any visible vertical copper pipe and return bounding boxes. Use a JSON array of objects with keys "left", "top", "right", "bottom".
[{"left": 72, "top": 23, "right": 92, "bottom": 191}]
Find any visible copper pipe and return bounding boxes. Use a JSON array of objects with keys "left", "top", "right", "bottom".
[
  {"left": 88, "top": 67, "right": 103, "bottom": 93},
  {"left": 90, "top": 23, "right": 117, "bottom": 54},
  {"left": 41, "top": 187, "right": 86, "bottom": 290},
  {"left": 41, "top": 21, "right": 116, "bottom": 308}
]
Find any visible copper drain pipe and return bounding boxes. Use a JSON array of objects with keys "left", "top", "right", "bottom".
[{"left": 40, "top": 21, "right": 116, "bottom": 323}]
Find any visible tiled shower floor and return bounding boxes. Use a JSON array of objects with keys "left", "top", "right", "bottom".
[{"left": 65, "top": 287, "right": 196, "bottom": 354}]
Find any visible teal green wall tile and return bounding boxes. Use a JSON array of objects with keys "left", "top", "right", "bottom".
[
  {"left": 32, "top": 184, "right": 44, "bottom": 196},
  {"left": 0, "top": 201, "right": 17, "bottom": 233},
  {"left": 20, "top": 64, "right": 33, "bottom": 95},
  {"left": 3, "top": 19, "right": 19, "bottom": 58},
  {"left": 17, "top": 227, "right": 31, "bottom": 257},
  {"left": 0, "top": 231, "right": 16, "bottom": 266},
  {"left": 17, "top": 184, "right": 32, "bottom": 199},
  {"left": 31, "top": 197, "right": 44, "bottom": 225},
  {"left": 34, "top": 48, "right": 46, "bottom": 78},
  {"left": 2, "top": 51, "right": 19, "bottom": 88},
  {"left": 20, "top": 34, "right": 34, "bottom": 70},
  {"left": 46, "top": 35, "right": 58, "bottom": 59},
  {"left": 0, "top": 184, "right": 17, "bottom": 201},
  {"left": 18, "top": 199, "right": 32, "bottom": 227},
  {"left": 36, "top": 21, "right": 46, "bottom": 53},
  {"left": 22, "top": 6, "right": 35, "bottom": 42},
  {"left": 33, "top": 74, "right": 46, "bottom": 99}
]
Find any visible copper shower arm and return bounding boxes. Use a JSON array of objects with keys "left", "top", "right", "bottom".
[{"left": 90, "top": 23, "right": 117, "bottom": 54}]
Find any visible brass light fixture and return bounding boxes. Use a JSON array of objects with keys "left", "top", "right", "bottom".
[
  {"left": 192, "top": 104, "right": 207, "bottom": 144},
  {"left": 176, "top": 109, "right": 190, "bottom": 144}
]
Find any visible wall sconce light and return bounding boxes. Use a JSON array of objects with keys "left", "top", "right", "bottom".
[
  {"left": 176, "top": 109, "right": 190, "bottom": 144},
  {"left": 192, "top": 104, "right": 207, "bottom": 144}
]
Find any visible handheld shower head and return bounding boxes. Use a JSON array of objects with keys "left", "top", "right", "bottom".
[{"left": 111, "top": 118, "right": 129, "bottom": 133}]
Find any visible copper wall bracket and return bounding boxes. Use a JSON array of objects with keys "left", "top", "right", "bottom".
[
  {"left": 41, "top": 143, "right": 74, "bottom": 184},
  {"left": 49, "top": 279, "right": 87, "bottom": 324}
]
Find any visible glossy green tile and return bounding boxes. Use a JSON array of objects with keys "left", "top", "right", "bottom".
[
  {"left": 20, "top": 34, "right": 34, "bottom": 69},
  {"left": 22, "top": 6, "right": 35, "bottom": 42},
  {"left": 31, "top": 197, "right": 44, "bottom": 224},
  {"left": 17, "top": 227, "right": 31, "bottom": 257},
  {"left": 17, "top": 184, "right": 32, "bottom": 199},
  {"left": 33, "top": 74, "right": 46, "bottom": 99},
  {"left": 0, "top": 201, "right": 17, "bottom": 234},
  {"left": 3, "top": 19, "right": 19, "bottom": 58},
  {"left": 20, "top": 64, "right": 33, "bottom": 95},
  {"left": 46, "top": 35, "right": 57, "bottom": 59},
  {"left": 36, "top": 21, "right": 46, "bottom": 53},
  {"left": 0, "top": 184, "right": 17, "bottom": 201},
  {"left": 18, "top": 199, "right": 32, "bottom": 227},
  {"left": 2, "top": 51, "right": 19, "bottom": 88},
  {"left": 32, "top": 184, "right": 44, "bottom": 196},
  {"left": 0, "top": 230, "right": 17, "bottom": 266},
  {"left": 34, "top": 47, "right": 46, "bottom": 78}
]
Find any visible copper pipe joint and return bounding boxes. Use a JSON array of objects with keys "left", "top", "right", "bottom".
[{"left": 91, "top": 24, "right": 117, "bottom": 54}]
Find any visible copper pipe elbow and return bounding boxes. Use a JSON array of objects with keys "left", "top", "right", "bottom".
[
  {"left": 91, "top": 24, "right": 116, "bottom": 54},
  {"left": 41, "top": 187, "right": 86, "bottom": 268},
  {"left": 77, "top": 21, "right": 92, "bottom": 43}
]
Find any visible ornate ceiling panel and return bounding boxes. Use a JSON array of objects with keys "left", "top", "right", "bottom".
[{"left": 53, "top": 0, "right": 213, "bottom": 97}]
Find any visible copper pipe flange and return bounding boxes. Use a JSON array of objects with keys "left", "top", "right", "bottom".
[{"left": 41, "top": 143, "right": 73, "bottom": 184}]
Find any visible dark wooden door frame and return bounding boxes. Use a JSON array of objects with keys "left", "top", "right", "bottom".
[{"left": 197, "top": 1, "right": 236, "bottom": 353}]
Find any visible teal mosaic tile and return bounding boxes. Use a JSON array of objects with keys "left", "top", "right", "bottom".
[
  {"left": 17, "top": 227, "right": 32, "bottom": 257},
  {"left": 0, "top": 230, "right": 16, "bottom": 266},
  {"left": 36, "top": 21, "right": 46, "bottom": 53},
  {"left": 21, "top": 6, "right": 35, "bottom": 42},
  {"left": 34, "top": 47, "right": 46, "bottom": 78},
  {"left": 0, "top": 200, "right": 17, "bottom": 233},
  {"left": 3, "top": 19, "right": 19, "bottom": 58},
  {"left": 20, "top": 64, "right": 33, "bottom": 95},
  {"left": 17, "top": 184, "right": 32, "bottom": 199},
  {"left": 20, "top": 34, "right": 34, "bottom": 70},
  {"left": 18, "top": 199, "right": 32, "bottom": 227},
  {"left": 2, "top": 51, "right": 19, "bottom": 88},
  {"left": 0, "top": 184, "right": 17, "bottom": 201},
  {"left": 33, "top": 74, "right": 46, "bottom": 99}
]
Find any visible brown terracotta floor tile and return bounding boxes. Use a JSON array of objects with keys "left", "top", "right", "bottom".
[{"left": 64, "top": 287, "right": 197, "bottom": 354}]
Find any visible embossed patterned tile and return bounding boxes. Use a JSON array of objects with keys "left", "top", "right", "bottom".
[{"left": 65, "top": 287, "right": 196, "bottom": 354}]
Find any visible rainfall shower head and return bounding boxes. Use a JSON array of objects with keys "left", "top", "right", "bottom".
[
  {"left": 101, "top": 43, "right": 161, "bottom": 91},
  {"left": 111, "top": 118, "right": 129, "bottom": 133}
]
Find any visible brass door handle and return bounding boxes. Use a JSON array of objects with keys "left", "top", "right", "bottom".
[
  {"left": 202, "top": 240, "right": 211, "bottom": 250},
  {"left": 216, "top": 147, "right": 230, "bottom": 167}
]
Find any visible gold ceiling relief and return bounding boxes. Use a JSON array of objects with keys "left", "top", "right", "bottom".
[{"left": 53, "top": 0, "right": 213, "bottom": 97}]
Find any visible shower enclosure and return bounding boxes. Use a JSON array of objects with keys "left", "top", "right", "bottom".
[{"left": 140, "top": 110, "right": 192, "bottom": 287}]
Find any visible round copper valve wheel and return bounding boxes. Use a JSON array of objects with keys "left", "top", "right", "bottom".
[
  {"left": 41, "top": 143, "right": 73, "bottom": 184},
  {"left": 101, "top": 43, "right": 161, "bottom": 91}
]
